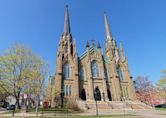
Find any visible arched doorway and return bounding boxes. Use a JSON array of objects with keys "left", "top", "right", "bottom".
[
  {"left": 80, "top": 89, "right": 86, "bottom": 100},
  {"left": 94, "top": 87, "right": 101, "bottom": 101},
  {"left": 107, "top": 89, "right": 112, "bottom": 101}
]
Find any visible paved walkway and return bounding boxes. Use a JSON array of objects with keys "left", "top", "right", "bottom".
[
  {"left": 76, "top": 109, "right": 166, "bottom": 118},
  {"left": 0, "top": 109, "right": 165, "bottom": 117},
  {"left": 134, "top": 109, "right": 166, "bottom": 118}
]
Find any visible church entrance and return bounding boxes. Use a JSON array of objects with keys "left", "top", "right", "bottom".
[
  {"left": 107, "top": 89, "right": 112, "bottom": 101},
  {"left": 94, "top": 87, "right": 101, "bottom": 101},
  {"left": 80, "top": 89, "right": 86, "bottom": 100}
]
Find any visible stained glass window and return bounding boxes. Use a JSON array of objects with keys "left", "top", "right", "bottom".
[
  {"left": 91, "top": 60, "right": 99, "bottom": 78},
  {"left": 64, "top": 63, "right": 70, "bottom": 79}
]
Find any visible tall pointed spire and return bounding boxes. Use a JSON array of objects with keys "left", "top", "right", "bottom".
[
  {"left": 104, "top": 12, "right": 113, "bottom": 40},
  {"left": 63, "top": 1, "right": 71, "bottom": 35}
]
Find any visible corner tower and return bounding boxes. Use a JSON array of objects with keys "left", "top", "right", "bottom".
[
  {"left": 104, "top": 13, "right": 136, "bottom": 100},
  {"left": 51, "top": 4, "right": 79, "bottom": 107},
  {"left": 104, "top": 13, "right": 121, "bottom": 100}
]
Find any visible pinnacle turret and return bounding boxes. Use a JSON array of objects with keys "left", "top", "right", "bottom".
[
  {"left": 97, "top": 42, "right": 101, "bottom": 48},
  {"left": 73, "top": 37, "right": 77, "bottom": 55},
  {"left": 86, "top": 41, "right": 90, "bottom": 48},
  {"left": 120, "top": 43, "right": 126, "bottom": 61}
]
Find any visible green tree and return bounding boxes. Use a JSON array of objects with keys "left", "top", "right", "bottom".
[
  {"left": 24, "top": 55, "right": 49, "bottom": 116},
  {"left": 0, "top": 44, "right": 49, "bottom": 116},
  {"left": 156, "top": 70, "right": 166, "bottom": 99}
]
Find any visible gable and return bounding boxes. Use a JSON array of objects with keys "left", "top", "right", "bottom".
[{"left": 78, "top": 46, "right": 110, "bottom": 64}]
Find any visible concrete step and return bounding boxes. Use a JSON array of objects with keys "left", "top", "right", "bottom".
[{"left": 78, "top": 100, "right": 152, "bottom": 111}]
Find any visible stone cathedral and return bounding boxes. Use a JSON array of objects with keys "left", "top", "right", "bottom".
[{"left": 50, "top": 4, "right": 136, "bottom": 107}]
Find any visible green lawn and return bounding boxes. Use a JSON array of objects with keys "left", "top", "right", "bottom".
[
  {"left": 155, "top": 108, "right": 166, "bottom": 111},
  {"left": 0, "top": 115, "right": 143, "bottom": 118},
  {"left": 0, "top": 108, "right": 151, "bottom": 118},
  {"left": 1, "top": 108, "right": 83, "bottom": 114}
]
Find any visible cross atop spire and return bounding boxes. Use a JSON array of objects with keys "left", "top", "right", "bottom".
[
  {"left": 104, "top": 12, "right": 113, "bottom": 41},
  {"left": 63, "top": 1, "right": 71, "bottom": 35}
]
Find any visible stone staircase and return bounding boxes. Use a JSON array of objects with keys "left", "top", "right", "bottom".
[
  {"left": 86, "top": 101, "right": 112, "bottom": 110},
  {"left": 77, "top": 100, "right": 152, "bottom": 112},
  {"left": 125, "top": 101, "right": 152, "bottom": 110}
]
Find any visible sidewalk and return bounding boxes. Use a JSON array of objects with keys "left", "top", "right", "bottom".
[
  {"left": 0, "top": 109, "right": 165, "bottom": 118},
  {"left": 134, "top": 109, "right": 166, "bottom": 118}
]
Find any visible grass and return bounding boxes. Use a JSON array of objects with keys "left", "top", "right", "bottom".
[
  {"left": 1, "top": 107, "right": 84, "bottom": 115},
  {"left": 26, "top": 108, "right": 84, "bottom": 113},
  {"left": 155, "top": 108, "right": 166, "bottom": 116},
  {"left": 0, "top": 114, "right": 142, "bottom": 118},
  {"left": 155, "top": 108, "right": 166, "bottom": 111}
]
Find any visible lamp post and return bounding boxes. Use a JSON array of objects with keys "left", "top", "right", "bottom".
[
  {"left": 60, "top": 91, "right": 64, "bottom": 108},
  {"left": 94, "top": 91, "right": 99, "bottom": 116}
]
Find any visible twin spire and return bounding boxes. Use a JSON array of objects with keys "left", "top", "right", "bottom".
[
  {"left": 104, "top": 13, "right": 113, "bottom": 41},
  {"left": 63, "top": 3, "right": 71, "bottom": 35},
  {"left": 63, "top": 3, "right": 113, "bottom": 41}
]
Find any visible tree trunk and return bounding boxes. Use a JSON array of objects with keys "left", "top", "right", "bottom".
[
  {"left": 12, "top": 94, "right": 20, "bottom": 117},
  {"left": 35, "top": 95, "right": 40, "bottom": 116},
  {"left": 25, "top": 97, "right": 28, "bottom": 112},
  {"left": 16, "top": 91, "right": 21, "bottom": 109},
  {"left": 12, "top": 108, "right": 15, "bottom": 116}
]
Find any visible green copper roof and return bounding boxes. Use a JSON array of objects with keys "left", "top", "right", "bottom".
[{"left": 79, "top": 46, "right": 110, "bottom": 64}]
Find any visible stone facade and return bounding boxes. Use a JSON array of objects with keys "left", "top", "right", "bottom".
[{"left": 51, "top": 4, "right": 136, "bottom": 107}]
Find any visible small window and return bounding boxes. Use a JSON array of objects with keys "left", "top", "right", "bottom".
[{"left": 80, "top": 67, "right": 84, "bottom": 80}]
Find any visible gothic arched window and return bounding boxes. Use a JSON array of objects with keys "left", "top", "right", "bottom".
[
  {"left": 64, "top": 63, "right": 70, "bottom": 79},
  {"left": 118, "top": 67, "right": 123, "bottom": 81},
  {"left": 80, "top": 67, "right": 84, "bottom": 80},
  {"left": 91, "top": 60, "right": 99, "bottom": 78}
]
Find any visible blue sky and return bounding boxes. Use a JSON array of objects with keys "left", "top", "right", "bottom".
[{"left": 0, "top": 0, "right": 166, "bottom": 84}]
